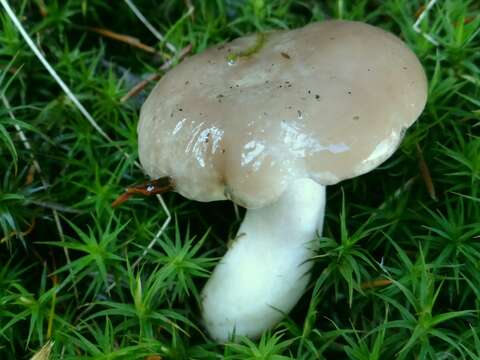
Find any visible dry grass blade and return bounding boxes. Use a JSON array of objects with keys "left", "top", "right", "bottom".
[
  {"left": 25, "top": 200, "right": 83, "bottom": 214},
  {"left": 124, "top": 0, "right": 177, "bottom": 53},
  {"left": 121, "top": 44, "right": 192, "bottom": 103},
  {"left": 0, "top": 64, "right": 18, "bottom": 74},
  {"left": 184, "top": 0, "right": 195, "bottom": 20},
  {"left": 416, "top": 143, "right": 437, "bottom": 201},
  {"left": 413, "top": 0, "right": 440, "bottom": 46},
  {"left": 121, "top": 73, "right": 161, "bottom": 103},
  {"left": 132, "top": 194, "right": 171, "bottom": 269},
  {"left": 0, "top": 218, "right": 35, "bottom": 244},
  {"left": 26, "top": 163, "right": 36, "bottom": 184},
  {"left": 361, "top": 278, "right": 393, "bottom": 289},
  {"left": 159, "top": 43, "right": 192, "bottom": 70},
  {"left": 377, "top": 176, "right": 417, "bottom": 212},
  {"left": 30, "top": 341, "right": 54, "bottom": 360},
  {"left": 89, "top": 27, "right": 158, "bottom": 54},
  {"left": 34, "top": 0, "right": 48, "bottom": 17}
]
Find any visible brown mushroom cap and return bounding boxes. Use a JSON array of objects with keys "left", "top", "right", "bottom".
[{"left": 138, "top": 20, "right": 427, "bottom": 208}]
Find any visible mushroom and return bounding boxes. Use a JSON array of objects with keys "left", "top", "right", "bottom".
[{"left": 137, "top": 20, "right": 427, "bottom": 341}]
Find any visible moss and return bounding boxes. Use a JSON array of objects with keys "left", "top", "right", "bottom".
[{"left": 226, "top": 32, "right": 267, "bottom": 64}]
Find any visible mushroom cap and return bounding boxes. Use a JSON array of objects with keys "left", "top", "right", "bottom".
[{"left": 138, "top": 20, "right": 427, "bottom": 208}]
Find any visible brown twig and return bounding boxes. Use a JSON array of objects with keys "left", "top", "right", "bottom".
[{"left": 416, "top": 143, "right": 437, "bottom": 201}]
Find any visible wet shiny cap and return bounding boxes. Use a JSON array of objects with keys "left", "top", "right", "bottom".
[{"left": 138, "top": 20, "right": 427, "bottom": 208}]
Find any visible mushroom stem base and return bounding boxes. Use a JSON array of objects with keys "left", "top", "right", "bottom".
[{"left": 201, "top": 178, "right": 326, "bottom": 341}]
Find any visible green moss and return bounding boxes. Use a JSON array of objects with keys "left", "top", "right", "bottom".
[{"left": 226, "top": 32, "right": 266, "bottom": 64}]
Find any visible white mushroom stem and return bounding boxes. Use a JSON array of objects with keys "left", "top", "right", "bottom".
[{"left": 201, "top": 178, "right": 326, "bottom": 341}]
